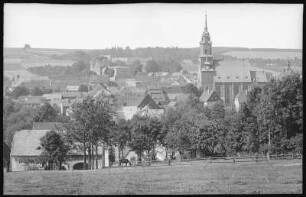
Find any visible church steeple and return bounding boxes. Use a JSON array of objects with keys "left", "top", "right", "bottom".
[
  {"left": 198, "top": 12, "right": 214, "bottom": 90},
  {"left": 204, "top": 11, "right": 208, "bottom": 32}
]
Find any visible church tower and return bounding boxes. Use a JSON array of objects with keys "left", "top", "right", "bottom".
[{"left": 198, "top": 13, "right": 215, "bottom": 91}]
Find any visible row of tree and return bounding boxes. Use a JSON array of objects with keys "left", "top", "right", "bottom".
[{"left": 7, "top": 86, "right": 53, "bottom": 99}]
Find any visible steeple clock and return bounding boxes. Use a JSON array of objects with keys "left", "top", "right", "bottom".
[{"left": 198, "top": 13, "right": 215, "bottom": 91}]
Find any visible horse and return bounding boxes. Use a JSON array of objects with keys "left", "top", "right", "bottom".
[{"left": 119, "top": 159, "right": 132, "bottom": 166}]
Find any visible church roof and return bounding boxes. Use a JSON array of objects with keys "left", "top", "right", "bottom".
[{"left": 214, "top": 60, "right": 253, "bottom": 83}]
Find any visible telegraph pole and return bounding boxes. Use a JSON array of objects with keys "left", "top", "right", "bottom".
[{"left": 267, "top": 128, "right": 271, "bottom": 160}]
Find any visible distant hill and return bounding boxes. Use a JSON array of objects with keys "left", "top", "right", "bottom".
[{"left": 4, "top": 46, "right": 302, "bottom": 65}]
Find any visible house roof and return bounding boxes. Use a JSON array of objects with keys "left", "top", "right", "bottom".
[
  {"left": 11, "top": 130, "right": 50, "bottom": 156},
  {"left": 163, "top": 86, "right": 184, "bottom": 94},
  {"left": 168, "top": 101, "right": 177, "bottom": 107},
  {"left": 87, "top": 84, "right": 111, "bottom": 98},
  {"left": 147, "top": 88, "right": 169, "bottom": 105},
  {"left": 175, "top": 94, "right": 190, "bottom": 103},
  {"left": 62, "top": 92, "right": 84, "bottom": 99},
  {"left": 42, "top": 93, "right": 63, "bottom": 100},
  {"left": 138, "top": 95, "right": 163, "bottom": 109},
  {"left": 17, "top": 96, "right": 45, "bottom": 105},
  {"left": 200, "top": 90, "right": 222, "bottom": 102},
  {"left": 32, "top": 122, "right": 64, "bottom": 131}
]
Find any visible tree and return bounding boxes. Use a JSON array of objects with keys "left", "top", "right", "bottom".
[
  {"left": 145, "top": 60, "right": 160, "bottom": 73},
  {"left": 255, "top": 73, "right": 303, "bottom": 154},
  {"left": 181, "top": 83, "right": 200, "bottom": 96},
  {"left": 67, "top": 94, "right": 116, "bottom": 169},
  {"left": 71, "top": 60, "right": 89, "bottom": 73},
  {"left": 210, "top": 101, "right": 226, "bottom": 120},
  {"left": 40, "top": 130, "right": 69, "bottom": 170},
  {"left": 10, "top": 86, "right": 30, "bottom": 99},
  {"left": 131, "top": 60, "right": 143, "bottom": 76},
  {"left": 24, "top": 44, "right": 31, "bottom": 49},
  {"left": 78, "top": 84, "right": 89, "bottom": 92},
  {"left": 33, "top": 102, "right": 58, "bottom": 122},
  {"left": 111, "top": 119, "right": 131, "bottom": 160},
  {"left": 128, "top": 115, "right": 162, "bottom": 162},
  {"left": 31, "top": 87, "right": 44, "bottom": 96}
]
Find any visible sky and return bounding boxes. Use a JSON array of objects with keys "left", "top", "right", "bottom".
[{"left": 4, "top": 3, "right": 303, "bottom": 50}]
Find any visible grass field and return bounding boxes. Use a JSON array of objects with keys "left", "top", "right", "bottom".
[
  {"left": 4, "top": 159, "right": 302, "bottom": 195},
  {"left": 223, "top": 51, "right": 302, "bottom": 60}
]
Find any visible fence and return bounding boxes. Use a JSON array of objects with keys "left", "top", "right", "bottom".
[{"left": 108, "top": 153, "right": 302, "bottom": 168}]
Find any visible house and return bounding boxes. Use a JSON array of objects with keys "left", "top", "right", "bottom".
[
  {"left": 146, "top": 88, "right": 170, "bottom": 106},
  {"left": 90, "top": 55, "right": 110, "bottom": 76},
  {"left": 66, "top": 85, "right": 79, "bottom": 92},
  {"left": 10, "top": 129, "right": 109, "bottom": 171},
  {"left": 113, "top": 66, "right": 133, "bottom": 81},
  {"left": 234, "top": 89, "right": 248, "bottom": 112},
  {"left": 10, "top": 129, "right": 51, "bottom": 171},
  {"left": 62, "top": 92, "right": 85, "bottom": 100},
  {"left": 116, "top": 106, "right": 138, "bottom": 120},
  {"left": 126, "top": 78, "right": 140, "bottom": 87},
  {"left": 42, "top": 93, "right": 63, "bottom": 101},
  {"left": 17, "top": 95, "right": 46, "bottom": 107},
  {"left": 199, "top": 89, "right": 223, "bottom": 107},
  {"left": 137, "top": 94, "right": 164, "bottom": 118}
]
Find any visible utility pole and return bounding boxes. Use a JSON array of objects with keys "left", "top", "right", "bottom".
[{"left": 267, "top": 128, "right": 271, "bottom": 161}]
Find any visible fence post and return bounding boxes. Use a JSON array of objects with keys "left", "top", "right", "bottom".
[{"left": 233, "top": 157, "right": 235, "bottom": 164}]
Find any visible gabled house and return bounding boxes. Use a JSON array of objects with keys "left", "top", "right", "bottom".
[
  {"left": 137, "top": 94, "right": 164, "bottom": 118},
  {"left": 199, "top": 89, "right": 223, "bottom": 107},
  {"left": 10, "top": 129, "right": 109, "bottom": 171},
  {"left": 146, "top": 88, "right": 170, "bottom": 106}
]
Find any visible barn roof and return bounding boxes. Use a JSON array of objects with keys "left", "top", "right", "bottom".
[{"left": 11, "top": 130, "right": 50, "bottom": 156}]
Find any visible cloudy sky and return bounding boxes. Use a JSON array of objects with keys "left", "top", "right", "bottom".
[{"left": 4, "top": 3, "right": 303, "bottom": 49}]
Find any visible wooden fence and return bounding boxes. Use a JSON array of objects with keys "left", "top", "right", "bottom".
[{"left": 108, "top": 153, "right": 302, "bottom": 168}]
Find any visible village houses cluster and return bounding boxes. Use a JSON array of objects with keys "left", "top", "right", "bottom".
[{"left": 6, "top": 14, "right": 281, "bottom": 172}]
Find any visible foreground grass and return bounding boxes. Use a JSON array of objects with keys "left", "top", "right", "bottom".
[{"left": 4, "top": 159, "right": 302, "bottom": 195}]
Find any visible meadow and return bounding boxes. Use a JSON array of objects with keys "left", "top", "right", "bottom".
[
  {"left": 4, "top": 159, "right": 302, "bottom": 195},
  {"left": 223, "top": 51, "right": 302, "bottom": 60}
]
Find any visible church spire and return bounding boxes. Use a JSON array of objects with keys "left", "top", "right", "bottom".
[{"left": 204, "top": 11, "right": 208, "bottom": 32}]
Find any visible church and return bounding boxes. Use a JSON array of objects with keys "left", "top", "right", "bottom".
[{"left": 198, "top": 13, "right": 270, "bottom": 108}]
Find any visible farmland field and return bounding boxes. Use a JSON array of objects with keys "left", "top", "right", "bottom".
[
  {"left": 223, "top": 51, "right": 302, "bottom": 60},
  {"left": 4, "top": 159, "right": 302, "bottom": 195}
]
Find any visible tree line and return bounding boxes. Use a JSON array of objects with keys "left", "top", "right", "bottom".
[{"left": 3, "top": 72, "right": 302, "bottom": 170}]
